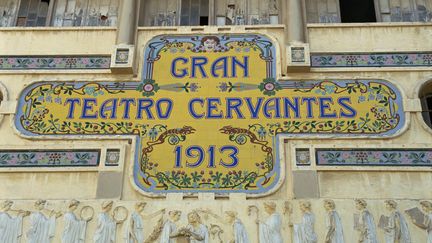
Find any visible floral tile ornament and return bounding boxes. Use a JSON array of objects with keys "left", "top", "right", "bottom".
[
  {"left": 0, "top": 150, "right": 100, "bottom": 167},
  {"left": 316, "top": 149, "right": 432, "bottom": 166},
  {"left": 296, "top": 148, "right": 311, "bottom": 166},
  {"left": 0, "top": 56, "right": 111, "bottom": 70},
  {"left": 311, "top": 53, "right": 432, "bottom": 67},
  {"left": 105, "top": 149, "right": 120, "bottom": 166}
]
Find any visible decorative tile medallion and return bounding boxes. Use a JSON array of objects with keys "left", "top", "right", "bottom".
[
  {"left": 106, "top": 149, "right": 120, "bottom": 166},
  {"left": 316, "top": 149, "right": 432, "bottom": 166},
  {"left": 296, "top": 148, "right": 311, "bottom": 166},
  {"left": 14, "top": 34, "right": 405, "bottom": 196},
  {"left": 311, "top": 53, "right": 432, "bottom": 67},
  {"left": 115, "top": 49, "right": 129, "bottom": 64},
  {"left": 291, "top": 47, "right": 306, "bottom": 63},
  {"left": 0, "top": 150, "right": 100, "bottom": 167},
  {"left": 0, "top": 56, "right": 111, "bottom": 70}
]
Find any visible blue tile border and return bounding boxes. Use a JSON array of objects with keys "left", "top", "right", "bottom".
[
  {"left": 0, "top": 149, "right": 100, "bottom": 167},
  {"left": 0, "top": 56, "right": 111, "bottom": 70},
  {"left": 311, "top": 53, "right": 432, "bottom": 67},
  {"left": 316, "top": 148, "right": 432, "bottom": 166}
]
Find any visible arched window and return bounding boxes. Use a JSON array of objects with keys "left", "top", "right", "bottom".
[{"left": 419, "top": 81, "right": 432, "bottom": 128}]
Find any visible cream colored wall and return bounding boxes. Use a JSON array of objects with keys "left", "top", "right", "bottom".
[{"left": 0, "top": 23, "right": 431, "bottom": 242}]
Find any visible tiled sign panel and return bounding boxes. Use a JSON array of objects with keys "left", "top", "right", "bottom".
[{"left": 15, "top": 34, "right": 405, "bottom": 195}]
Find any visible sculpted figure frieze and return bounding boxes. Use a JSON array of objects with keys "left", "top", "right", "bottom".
[
  {"left": 224, "top": 211, "right": 249, "bottom": 243},
  {"left": 378, "top": 200, "right": 411, "bottom": 243},
  {"left": 354, "top": 199, "right": 378, "bottom": 243},
  {"left": 125, "top": 202, "right": 165, "bottom": 243},
  {"left": 0, "top": 200, "right": 29, "bottom": 243},
  {"left": 62, "top": 200, "right": 92, "bottom": 243},
  {"left": 160, "top": 210, "right": 182, "bottom": 243},
  {"left": 406, "top": 200, "right": 432, "bottom": 243},
  {"left": 323, "top": 200, "right": 344, "bottom": 243},
  {"left": 93, "top": 201, "right": 126, "bottom": 243},
  {"left": 293, "top": 201, "right": 317, "bottom": 243},
  {"left": 27, "top": 200, "right": 62, "bottom": 243},
  {"left": 255, "top": 202, "right": 283, "bottom": 243}
]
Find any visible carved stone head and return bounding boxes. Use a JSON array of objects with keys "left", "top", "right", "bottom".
[
  {"left": 355, "top": 199, "right": 367, "bottom": 210},
  {"left": 169, "top": 210, "right": 181, "bottom": 222},
  {"left": 384, "top": 200, "right": 397, "bottom": 211},
  {"left": 34, "top": 200, "right": 47, "bottom": 210},
  {"left": 264, "top": 202, "right": 277, "bottom": 215},
  {"left": 0, "top": 200, "right": 13, "bottom": 211},
  {"left": 224, "top": 211, "right": 237, "bottom": 224},
  {"left": 102, "top": 200, "right": 114, "bottom": 212},
  {"left": 300, "top": 201, "right": 312, "bottom": 213},
  {"left": 420, "top": 201, "right": 432, "bottom": 213},
  {"left": 135, "top": 202, "right": 147, "bottom": 212},
  {"left": 188, "top": 211, "right": 202, "bottom": 224},
  {"left": 68, "top": 199, "right": 80, "bottom": 212},
  {"left": 324, "top": 199, "right": 336, "bottom": 211}
]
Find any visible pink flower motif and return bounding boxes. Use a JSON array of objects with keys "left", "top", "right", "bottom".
[
  {"left": 81, "top": 58, "right": 90, "bottom": 65},
  {"left": 8, "top": 59, "right": 16, "bottom": 65},
  {"left": 264, "top": 82, "right": 275, "bottom": 91},
  {"left": 143, "top": 83, "right": 154, "bottom": 92}
]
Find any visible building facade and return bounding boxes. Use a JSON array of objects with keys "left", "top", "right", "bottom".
[{"left": 0, "top": 0, "right": 432, "bottom": 242}]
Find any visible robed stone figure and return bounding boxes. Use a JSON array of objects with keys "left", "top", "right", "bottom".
[
  {"left": 62, "top": 200, "right": 88, "bottom": 243},
  {"left": 293, "top": 201, "right": 317, "bottom": 243},
  {"left": 258, "top": 202, "right": 283, "bottom": 243},
  {"left": 27, "top": 200, "right": 60, "bottom": 243},
  {"left": 0, "top": 200, "right": 28, "bottom": 243},
  {"left": 94, "top": 201, "right": 117, "bottom": 243}
]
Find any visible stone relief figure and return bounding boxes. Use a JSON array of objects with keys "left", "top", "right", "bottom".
[
  {"left": 257, "top": 202, "right": 283, "bottom": 243},
  {"left": 224, "top": 211, "right": 249, "bottom": 243},
  {"left": 323, "top": 200, "right": 344, "bottom": 243},
  {"left": 406, "top": 200, "right": 432, "bottom": 243},
  {"left": 93, "top": 200, "right": 119, "bottom": 243},
  {"left": 0, "top": 200, "right": 29, "bottom": 243},
  {"left": 180, "top": 211, "right": 209, "bottom": 243},
  {"left": 62, "top": 200, "right": 92, "bottom": 243},
  {"left": 125, "top": 202, "right": 165, "bottom": 243},
  {"left": 293, "top": 201, "right": 318, "bottom": 243},
  {"left": 160, "top": 210, "right": 182, "bottom": 243},
  {"left": 354, "top": 199, "right": 378, "bottom": 243},
  {"left": 27, "top": 199, "right": 62, "bottom": 243},
  {"left": 379, "top": 200, "right": 411, "bottom": 243}
]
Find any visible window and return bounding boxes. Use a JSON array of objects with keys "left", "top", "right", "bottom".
[
  {"left": 0, "top": 0, "right": 118, "bottom": 27},
  {"left": 181, "top": 0, "right": 209, "bottom": 26},
  {"left": 51, "top": 0, "right": 118, "bottom": 27},
  {"left": 306, "top": 0, "right": 432, "bottom": 23},
  {"left": 139, "top": 0, "right": 280, "bottom": 26},
  {"left": 420, "top": 82, "right": 432, "bottom": 128},
  {"left": 0, "top": 0, "right": 19, "bottom": 27},
  {"left": 340, "top": 0, "right": 377, "bottom": 22},
  {"left": 16, "top": 0, "right": 51, "bottom": 27}
]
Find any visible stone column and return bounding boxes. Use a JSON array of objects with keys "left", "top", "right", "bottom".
[
  {"left": 116, "top": 0, "right": 137, "bottom": 45},
  {"left": 286, "top": 0, "right": 306, "bottom": 43},
  {"left": 111, "top": 0, "right": 138, "bottom": 73}
]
